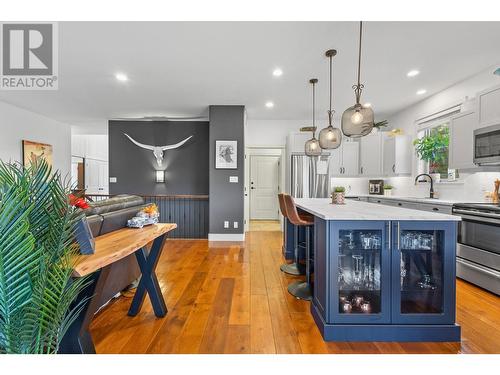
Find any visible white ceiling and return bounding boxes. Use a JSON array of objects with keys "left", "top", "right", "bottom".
[{"left": 2, "top": 21, "right": 500, "bottom": 127}]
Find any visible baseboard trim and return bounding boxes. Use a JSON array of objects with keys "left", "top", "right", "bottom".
[{"left": 208, "top": 233, "right": 245, "bottom": 242}]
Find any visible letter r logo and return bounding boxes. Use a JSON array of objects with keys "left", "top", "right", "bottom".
[{"left": 2, "top": 23, "right": 53, "bottom": 75}]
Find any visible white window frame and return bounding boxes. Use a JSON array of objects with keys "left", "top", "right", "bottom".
[{"left": 415, "top": 106, "right": 461, "bottom": 182}]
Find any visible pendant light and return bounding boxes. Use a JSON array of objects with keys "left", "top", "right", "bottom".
[
  {"left": 304, "top": 78, "right": 322, "bottom": 157},
  {"left": 341, "top": 21, "right": 374, "bottom": 137},
  {"left": 318, "top": 49, "right": 342, "bottom": 149}
]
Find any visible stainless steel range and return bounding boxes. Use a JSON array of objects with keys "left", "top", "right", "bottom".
[{"left": 452, "top": 203, "right": 500, "bottom": 294}]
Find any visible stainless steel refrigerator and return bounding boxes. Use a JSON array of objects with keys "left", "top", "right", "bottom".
[{"left": 290, "top": 154, "right": 330, "bottom": 198}]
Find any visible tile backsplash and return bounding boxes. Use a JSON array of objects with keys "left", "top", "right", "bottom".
[{"left": 331, "top": 172, "right": 500, "bottom": 202}]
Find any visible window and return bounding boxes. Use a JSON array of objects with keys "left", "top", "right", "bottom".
[{"left": 415, "top": 120, "right": 458, "bottom": 181}]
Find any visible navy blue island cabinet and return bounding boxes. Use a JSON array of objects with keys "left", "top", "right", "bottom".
[{"left": 311, "top": 217, "right": 461, "bottom": 342}]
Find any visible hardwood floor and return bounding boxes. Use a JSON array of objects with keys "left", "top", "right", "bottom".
[
  {"left": 249, "top": 220, "right": 281, "bottom": 231},
  {"left": 90, "top": 230, "right": 500, "bottom": 354}
]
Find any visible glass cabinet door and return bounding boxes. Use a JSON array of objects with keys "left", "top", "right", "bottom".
[
  {"left": 330, "top": 221, "right": 391, "bottom": 324},
  {"left": 392, "top": 221, "right": 457, "bottom": 324}
]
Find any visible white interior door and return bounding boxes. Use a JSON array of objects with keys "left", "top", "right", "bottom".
[
  {"left": 97, "top": 161, "right": 109, "bottom": 194},
  {"left": 84, "top": 159, "right": 99, "bottom": 194},
  {"left": 250, "top": 155, "right": 280, "bottom": 220}
]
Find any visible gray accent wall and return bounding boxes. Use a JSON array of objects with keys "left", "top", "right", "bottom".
[
  {"left": 108, "top": 120, "right": 209, "bottom": 195},
  {"left": 209, "top": 105, "right": 245, "bottom": 235}
]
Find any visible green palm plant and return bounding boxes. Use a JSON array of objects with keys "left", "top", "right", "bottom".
[{"left": 0, "top": 159, "right": 89, "bottom": 354}]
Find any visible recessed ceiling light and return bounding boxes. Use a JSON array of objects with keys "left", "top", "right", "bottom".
[
  {"left": 407, "top": 70, "right": 420, "bottom": 77},
  {"left": 416, "top": 89, "right": 427, "bottom": 95},
  {"left": 115, "top": 72, "right": 128, "bottom": 82},
  {"left": 272, "top": 68, "right": 283, "bottom": 77},
  {"left": 265, "top": 101, "right": 274, "bottom": 108}
]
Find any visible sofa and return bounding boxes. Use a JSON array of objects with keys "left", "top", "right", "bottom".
[{"left": 84, "top": 195, "right": 147, "bottom": 306}]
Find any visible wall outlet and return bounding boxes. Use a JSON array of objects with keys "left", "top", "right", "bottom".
[
  {"left": 233, "top": 221, "right": 238, "bottom": 229},
  {"left": 229, "top": 176, "right": 238, "bottom": 183},
  {"left": 109, "top": 177, "right": 117, "bottom": 183},
  {"left": 224, "top": 221, "right": 229, "bottom": 228}
]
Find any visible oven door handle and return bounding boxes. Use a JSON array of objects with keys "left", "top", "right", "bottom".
[
  {"left": 456, "top": 257, "right": 500, "bottom": 278},
  {"left": 454, "top": 210, "right": 500, "bottom": 225}
]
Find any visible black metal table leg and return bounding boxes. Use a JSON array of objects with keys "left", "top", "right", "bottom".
[
  {"left": 59, "top": 266, "right": 111, "bottom": 354},
  {"left": 128, "top": 233, "right": 168, "bottom": 317}
]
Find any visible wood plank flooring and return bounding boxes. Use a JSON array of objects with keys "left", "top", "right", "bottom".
[
  {"left": 90, "top": 230, "right": 500, "bottom": 354},
  {"left": 249, "top": 220, "right": 281, "bottom": 232}
]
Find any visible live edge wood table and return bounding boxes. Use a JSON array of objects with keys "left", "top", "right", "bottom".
[{"left": 59, "top": 223, "right": 177, "bottom": 354}]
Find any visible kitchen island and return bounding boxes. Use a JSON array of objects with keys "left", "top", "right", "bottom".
[{"left": 294, "top": 198, "right": 461, "bottom": 342}]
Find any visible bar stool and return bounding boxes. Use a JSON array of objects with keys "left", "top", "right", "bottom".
[
  {"left": 278, "top": 193, "right": 305, "bottom": 276},
  {"left": 283, "top": 194, "right": 314, "bottom": 301}
]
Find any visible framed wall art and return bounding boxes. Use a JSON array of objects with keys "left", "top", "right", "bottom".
[
  {"left": 215, "top": 140, "right": 237, "bottom": 169},
  {"left": 22, "top": 140, "right": 53, "bottom": 167}
]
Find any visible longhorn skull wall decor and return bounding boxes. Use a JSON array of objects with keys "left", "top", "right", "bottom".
[{"left": 123, "top": 133, "right": 193, "bottom": 167}]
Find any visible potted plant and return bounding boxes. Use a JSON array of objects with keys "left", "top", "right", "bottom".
[
  {"left": 370, "top": 120, "right": 389, "bottom": 134},
  {"left": 332, "top": 186, "right": 346, "bottom": 205},
  {"left": 0, "top": 160, "right": 89, "bottom": 354},
  {"left": 413, "top": 126, "right": 449, "bottom": 183},
  {"left": 383, "top": 184, "right": 393, "bottom": 196}
]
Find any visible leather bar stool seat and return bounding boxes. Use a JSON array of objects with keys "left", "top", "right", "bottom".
[
  {"left": 283, "top": 194, "right": 314, "bottom": 301},
  {"left": 278, "top": 193, "right": 309, "bottom": 276}
]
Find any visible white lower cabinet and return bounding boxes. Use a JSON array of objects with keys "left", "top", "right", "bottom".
[{"left": 449, "top": 111, "right": 478, "bottom": 170}]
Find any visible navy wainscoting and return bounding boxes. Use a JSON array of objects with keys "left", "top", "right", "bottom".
[{"left": 86, "top": 194, "right": 209, "bottom": 239}]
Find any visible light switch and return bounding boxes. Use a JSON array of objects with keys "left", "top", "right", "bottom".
[
  {"left": 109, "top": 177, "right": 117, "bottom": 183},
  {"left": 229, "top": 176, "right": 238, "bottom": 183}
]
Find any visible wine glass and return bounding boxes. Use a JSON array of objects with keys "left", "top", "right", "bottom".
[{"left": 352, "top": 254, "right": 363, "bottom": 290}]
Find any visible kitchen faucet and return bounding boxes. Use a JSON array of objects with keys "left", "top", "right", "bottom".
[{"left": 414, "top": 173, "right": 435, "bottom": 199}]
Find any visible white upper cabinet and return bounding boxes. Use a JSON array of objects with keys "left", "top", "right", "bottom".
[
  {"left": 330, "top": 141, "right": 359, "bottom": 177},
  {"left": 286, "top": 132, "right": 311, "bottom": 154},
  {"left": 71, "top": 134, "right": 108, "bottom": 161},
  {"left": 85, "top": 135, "right": 108, "bottom": 161},
  {"left": 382, "top": 135, "right": 411, "bottom": 176},
  {"left": 342, "top": 141, "right": 360, "bottom": 176},
  {"left": 359, "top": 133, "right": 383, "bottom": 176},
  {"left": 477, "top": 84, "right": 500, "bottom": 128},
  {"left": 449, "top": 110, "right": 478, "bottom": 170},
  {"left": 71, "top": 135, "right": 86, "bottom": 158}
]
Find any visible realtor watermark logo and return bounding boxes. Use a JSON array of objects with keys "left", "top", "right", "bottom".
[{"left": 0, "top": 22, "right": 58, "bottom": 90}]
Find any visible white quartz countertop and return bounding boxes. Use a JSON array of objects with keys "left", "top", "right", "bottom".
[
  {"left": 294, "top": 198, "right": 461, "bottom": 221},
  {"left": 349, "top": 195, "right": 466, "bottom": 206}
]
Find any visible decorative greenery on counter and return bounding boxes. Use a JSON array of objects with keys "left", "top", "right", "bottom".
[
  {"left": 383, "top": 185, "right": 393, "bottom": 190},
  {"left": 413, "top": 125, "right": 449, "bottom": 174},
  {"left": 0, "top": 160, "right": 90, "bottom": 354},
  {"left": 333, "top": 186, "right": 346, "bottom": 193},
  {"left": 373, "top": 120, "right": 388, "bottom": 129}
]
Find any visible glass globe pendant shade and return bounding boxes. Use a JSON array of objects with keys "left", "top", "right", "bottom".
[
  {"left": 305, "top": 136, "right": 322, "bottom": 156},
  {"left": 341, "top": 103, "right": 374, "bottom": 138},
  {"left": 318, "top": 125, "right": 342, "bottom": 149}
]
